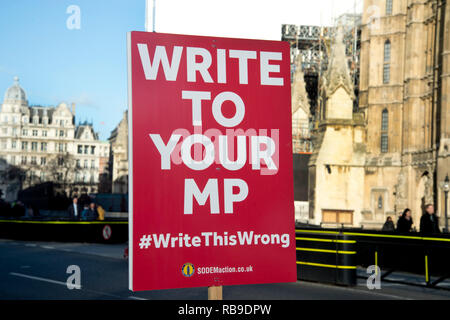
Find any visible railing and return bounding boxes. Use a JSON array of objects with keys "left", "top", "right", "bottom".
[
  {"left": 296, "top": 226, "right": 450, "bottom": 289},
  {"left": 295, "top": 229, "right": 357, "bottom": 286},
  {"left": 0, "top": 217, "right": 128, "bottom": 243}
]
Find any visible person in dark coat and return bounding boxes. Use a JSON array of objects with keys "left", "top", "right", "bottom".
[
  {"left": 81, "top": 202, "right": 98, "bottom": 221},
  {"left": 397, "top": 208, "right": 413, "bottom": 233},
  {"left": 382, "top": 216, "right": 395, "bottom": 232},
  {"left": 78, "top": 193, "right": 91, "bottom": 209},
  {"left": 67, "top": 197, "right": 81, "bottom": 220},
  {"left": 420, "top": 204, "right": 441, "bottom": 234},
  {"left": 12, "top": 201, "right": 25, "bottom": 218}
]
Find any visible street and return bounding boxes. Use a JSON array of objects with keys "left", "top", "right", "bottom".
[{"left": 1, "top": 239, "right": 450, "bottom": 300}]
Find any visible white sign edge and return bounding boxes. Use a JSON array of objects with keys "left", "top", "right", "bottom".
[{"left": 127, "top": 31, "right": 134, "bottom": 292}]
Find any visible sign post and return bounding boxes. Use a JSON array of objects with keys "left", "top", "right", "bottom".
[
  {"left": 208, "top": 286, "right": 223, "bottom": 300},
  {"left": 127, "top": 31, "right": 296, "bottom": 294}
]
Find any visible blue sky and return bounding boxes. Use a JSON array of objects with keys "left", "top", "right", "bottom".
[
  {"left": 0, "top": 0, "right": 145, "bottom": 140},
  {"left": 0, "top": 0, "right": 361, "bottom": 140}
]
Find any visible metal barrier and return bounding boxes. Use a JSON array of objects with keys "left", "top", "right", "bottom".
[
  {"left": 346, "top": 230, "right": 450, "bottom": 288},
  {"left": 295, "top": 229, "right": 357, "bottom": 286},
  {"left": 0, "top": 218, "right": 128, "bottom": 243},
  {"left": 296, "top": 227, "right": 450, "bottom": 288}
]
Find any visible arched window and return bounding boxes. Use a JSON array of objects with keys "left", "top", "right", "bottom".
[
  {"left": 386, "top": 0, "right": 393, "bottom": 15},
  {"left": 381, "top": 109, "right": 389, "bottom": 153},
  {"left": 383, "top": 40, "right": 391, "bottom": 84}
]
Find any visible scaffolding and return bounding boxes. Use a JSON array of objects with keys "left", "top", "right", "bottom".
[
  {"left": 283, "top": 11, "right": 362, "bottom": 154},
  {"left": 292, "top": 119, "right": 312, "bottom": 154}
]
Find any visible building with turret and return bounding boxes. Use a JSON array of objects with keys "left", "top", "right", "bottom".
[{"left": 0, "top": 77, "right": 110, "bottom": 201}]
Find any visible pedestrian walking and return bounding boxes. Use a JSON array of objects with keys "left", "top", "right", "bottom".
[
  {"left": 382, "top": 216, "right": 395, "bottom": 232},
  {"left": 397, "top": 208, "right": 413, "bottom": 233},
  {"left": 81, "top": 202, "right": 98, "bottom": 221},
  {"left": 97, "top": 205, "right": 105, "bottom": 221},
  {"left": 67, "top": 196, "right": 81, "bottom": 220},
  {"left": 420, "top": 204, "right": 441, "bottom": 234}
]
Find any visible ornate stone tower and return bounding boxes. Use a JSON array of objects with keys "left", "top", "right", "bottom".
[
  {"left": 359, "top": 0, "right": 450, "bottom": 228},
  {"left": 291, "top": 54, "right": 311, "bottom": 153},
  {"left": 437, "top": 0, "right": 450, "bottom": 225},
  {"left": 308, "top": 27, "right": 366, "bottom": 227}
]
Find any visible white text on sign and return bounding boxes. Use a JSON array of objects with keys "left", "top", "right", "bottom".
[{"left": 138, "top": 44, "right": 283, "bottom": 215}]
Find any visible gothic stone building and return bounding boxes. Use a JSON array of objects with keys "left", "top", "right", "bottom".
[
  {"left": 0, "top": 77, "right": 110, "bottom": 201},
  {"left": 309, "top": 0, "right": 450, "bottom": 229},
  {"left": 308, "top": 27, "right": 366, "bottom": 227},
  {"left": 359, "top": 0, "right": 449, "bottom": 228},
  {"left": 109, "top": 110, "right": 128, "bottom": 194}
]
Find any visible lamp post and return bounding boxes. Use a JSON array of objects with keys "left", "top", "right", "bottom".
[{"left": 442, "top": 174, "right": 449, "bottom": 233}]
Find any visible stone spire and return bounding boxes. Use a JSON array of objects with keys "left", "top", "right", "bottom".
[
  {"left": 325, "top": 26, "right": 355, "bottom": 99},
  {"left": 291, "top": 53, "right": 310, "bottom": 116}
]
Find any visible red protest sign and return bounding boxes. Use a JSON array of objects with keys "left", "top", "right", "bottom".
[{"left": 127, "top": 31, "right": 295, "bottom": 291}]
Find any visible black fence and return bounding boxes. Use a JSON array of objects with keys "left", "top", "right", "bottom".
[
  {"left": 0, "top": 218, "right": 128, "bottom": 243},
  {"left": 295, "top": 229, "right": 357, "bottom": 286},
  {"left": 296, "top": 226, "right": 450, "bottom": 288}
]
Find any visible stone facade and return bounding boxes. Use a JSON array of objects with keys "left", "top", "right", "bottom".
[
  {"left": 309, "top": 27, "right": 366, "bottom": 227},
  {"left": 291, "top": 54, "right": 311, "bottom": 154},
  {"left": 0, "top": 77, "right": 110, "bottom": 201},
  {"left": 359, "top": 0, "right": 450, "bottom": 228},
  {"left": 109, "top": 110, "right": 128, "bottom": 194},
  {"left": 309, "top": 0, "right": 450, "bottom": 229}
]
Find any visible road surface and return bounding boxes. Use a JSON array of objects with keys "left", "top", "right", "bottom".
[{"left": 1, "top": 239, "right": 449, "bottom": 300}]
